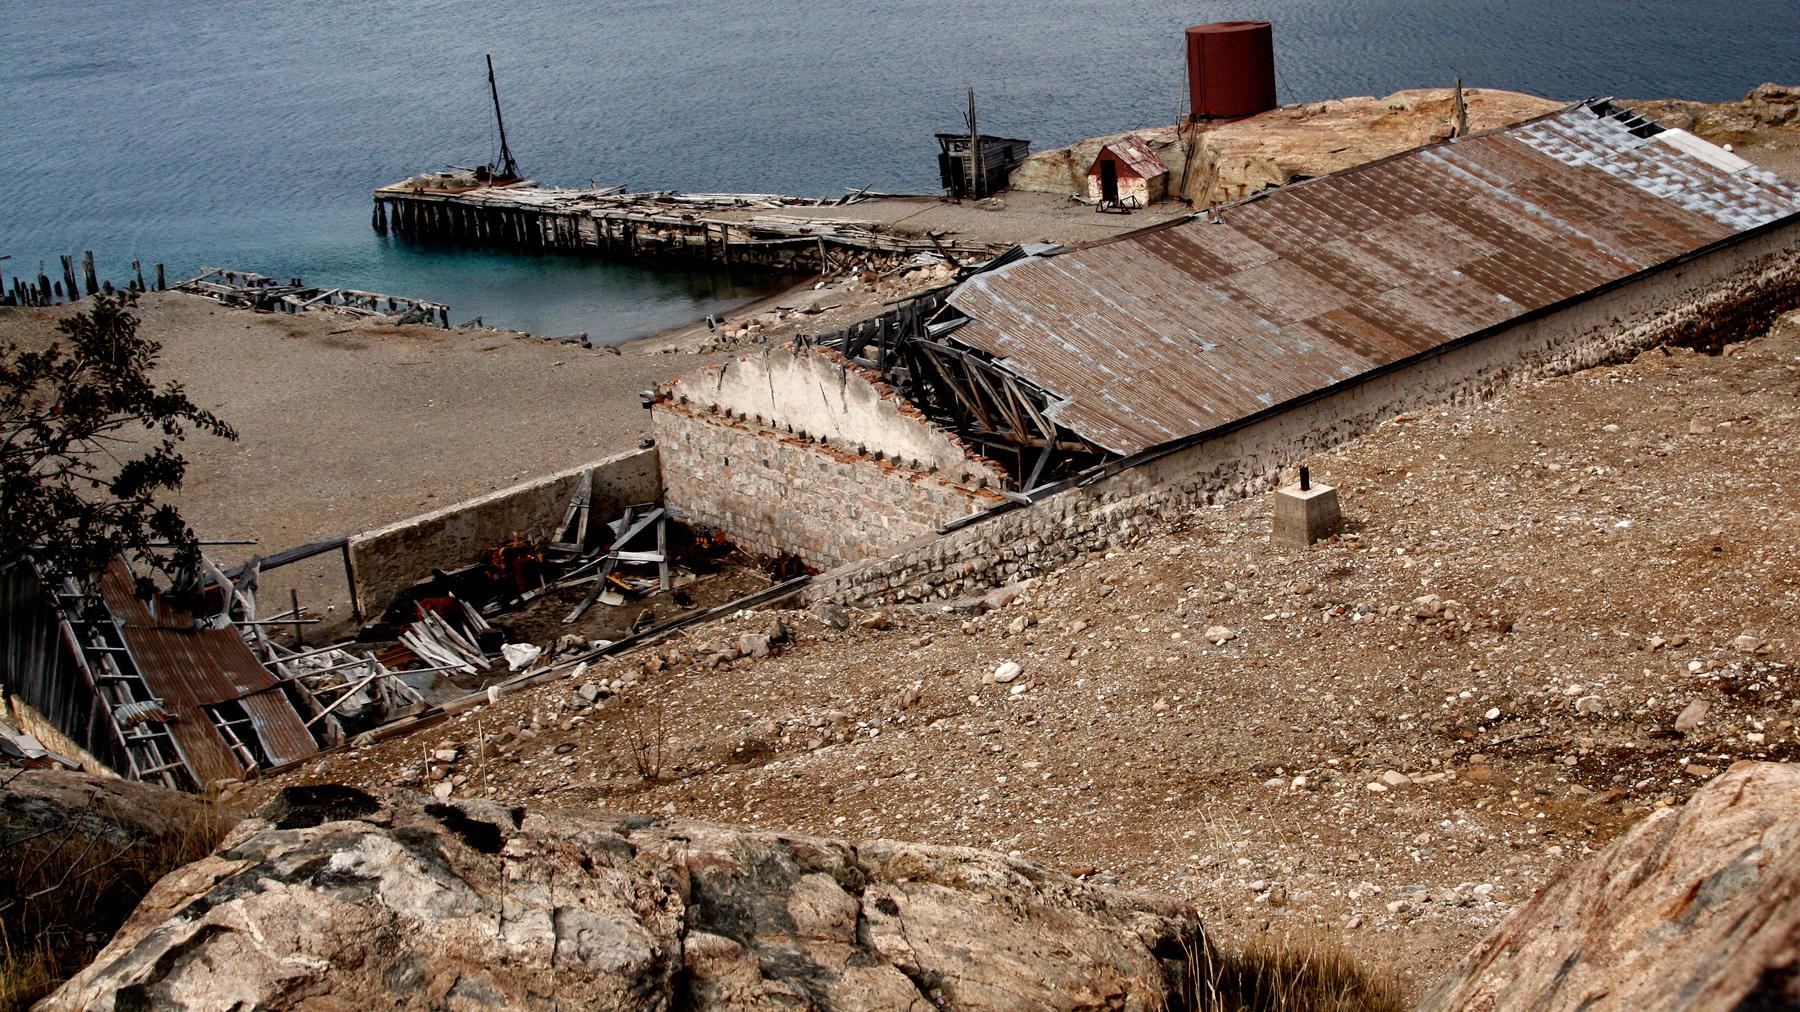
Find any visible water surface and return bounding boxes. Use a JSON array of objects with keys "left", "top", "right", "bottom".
[{"left": 3, "top": 0, "right": 1792, "bottom": 340}]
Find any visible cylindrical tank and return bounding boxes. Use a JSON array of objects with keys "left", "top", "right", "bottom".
[{"left": 1186, "top": 21, "right": 1277, "bottom": 120}]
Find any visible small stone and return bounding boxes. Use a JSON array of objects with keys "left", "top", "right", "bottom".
[
  {"left": 1574, "top": 695, "right": 1603, "bottom": 716},
  {"left": 1204, "top": 625, "right": 1237, "bottom": 645},
  {"left": 576, "top": 683, "right": 604, "bottom": 705},
  {"left": 1380, "top": 770, "right": 1412, "bottom": 787},
  {"left": 1685, "top": 764, "right": 1717, "bottom": 778},
  {"left": 1731, "top": 634, "right": 1764, "bottom": 654},
  {"left": 1366, "top": 781, "right": 1389, "bottom": 793},
  {"left": 738, "top": 633, "right": 772, "bottom": 659},
  {"left": 993, "top": 661, "right": 1023, "bottom": 684},
  {"left": 1005, "top": 615, "right": 1031, "bottom": 635},
  {"left": 1484, "top": 707, "right": 1502, "bottom": 721},
  {"left": 1675, "top": 700, "right": 1710, "bottom": 733},
  {"left": 431, "top": 781, "right": 453, "bottom": 799},
  {"left": 432, "top": 748, "right": 460, "bottom": 763},
  {"left": 816, "top": 603, "right": 850, "bottom": 630}
]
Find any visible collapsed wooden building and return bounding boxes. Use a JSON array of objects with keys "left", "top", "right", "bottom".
[
  {"left": 651, "top": 100, "right": 1800, "bottom": 571},
  {"left": 0, "top": 552, "right": 443, "bottom": 789}
]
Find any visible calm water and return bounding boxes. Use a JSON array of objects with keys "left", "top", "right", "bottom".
[{"left": 3, "top": 0, "right": 1794, "bottom": 340}]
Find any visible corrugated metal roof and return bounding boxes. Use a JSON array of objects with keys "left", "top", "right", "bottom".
[
  {"left": 947, "top": 101, "right": 1800, "bottom": 455},
  {"left": 98, "top": 561, "right": 317, "bottom": 782},
  {"left": 1093, "top": 134, "right": 1169, "bottom": 180}
]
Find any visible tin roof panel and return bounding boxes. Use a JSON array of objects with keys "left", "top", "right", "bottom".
[{"left": 946, "top": 101, "right": 1800, "bottom": 455}]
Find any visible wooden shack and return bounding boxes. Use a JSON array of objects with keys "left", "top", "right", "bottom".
[
  {"left": 1086, "top": 135, "right": 1169, "bottom": 207},
  {"left": 937, "top": 133, "right": 1031, "bottom": 199}
]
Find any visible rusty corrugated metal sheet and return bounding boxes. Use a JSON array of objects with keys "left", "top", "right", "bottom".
[
  {"left": 947, "top": 101, "right": 1800, "bottom": 455},
  {"left": 97, "top": 561, "right": 316, "bottom": 781},
  {"left": 1095, "top": 135, "right": 1168, "bottom": 180}
]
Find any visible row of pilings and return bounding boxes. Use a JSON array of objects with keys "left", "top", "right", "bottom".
[{"left": 5, "top": 251, "right": 164, "bottom": 307}]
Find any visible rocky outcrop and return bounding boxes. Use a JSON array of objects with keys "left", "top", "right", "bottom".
[
  {"left": 43, "top": 785, "right": 1203, "bottom": 1010},
  {"left": 1630, "top": 82, "right": 1800, "bottom": 144},
  {"left": 1007, "top": 88, "right": 1563, "bottom": 205},
  {"left": 1, "top": 768, "right": 218, "bottom": 850},
  {"left": 1420, "top": 761, "right": 1800, "bottom": 1011}
]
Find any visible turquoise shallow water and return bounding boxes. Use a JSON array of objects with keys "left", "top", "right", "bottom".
[{"left": 3, "top": 0, "right": 1794, "bottom": 341}]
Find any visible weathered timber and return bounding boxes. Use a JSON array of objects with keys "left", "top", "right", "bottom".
[{"left": 372, "top": 179, "right": 1000, "bottom": 273}]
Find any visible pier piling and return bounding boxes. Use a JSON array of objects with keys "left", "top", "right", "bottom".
[{"left": 81, "top": 251, "right": 98, "bottom": 296}]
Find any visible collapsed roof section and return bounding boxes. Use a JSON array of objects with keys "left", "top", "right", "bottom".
[
  {"left": 0, "top": 557, "right": 319, "bottom": 791},
  {"left": 937, "top": 100, "right": 1800, "bottom": 456}
]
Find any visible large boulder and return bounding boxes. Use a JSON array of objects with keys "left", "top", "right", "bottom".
[
  {"left": 1, "top": 768, "right": 218, "bottom": 850},
  {"left": 42, "top": 785, "right": 1202, "bottom": 1010},
  {"left": 1420, "top": 761, "right": 1800, "bottom": 1011}
]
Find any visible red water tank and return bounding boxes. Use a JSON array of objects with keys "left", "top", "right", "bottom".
[{"left": 1186, "top": 21, "right": 1276, "bottom": 120}]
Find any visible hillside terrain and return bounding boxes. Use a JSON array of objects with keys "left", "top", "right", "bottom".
[{"left": 251, "top": 306, "right": 1800, "bottom": 997}]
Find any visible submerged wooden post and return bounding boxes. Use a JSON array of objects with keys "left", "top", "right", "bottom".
[
  {"left": 60, "top": 256, "right": 79, "bottom": 302},
  {"left": 81, "top": 251, "right": 98, "bottom": 296},
  {"left": 154, "top": 263, "right": 166, "bottom": 291},
  {"left": 132, "top": 260, "right": 145, "bottom": 292}
]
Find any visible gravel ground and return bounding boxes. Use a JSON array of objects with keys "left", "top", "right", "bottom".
[{"left": 255, "top": 308, "right": 1800, "bottom": 998}]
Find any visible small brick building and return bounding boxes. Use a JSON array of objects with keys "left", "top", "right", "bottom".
[{"left": 1086, "top": 135, "right": 1169, "bottom": 206}]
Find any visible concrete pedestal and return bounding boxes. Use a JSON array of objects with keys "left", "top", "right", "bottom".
[{"left": 1273, "top": 482, "right": 1342, "bottom": 548}]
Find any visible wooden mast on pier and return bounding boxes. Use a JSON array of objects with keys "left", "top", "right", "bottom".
[{"left": 486, "top": 54, "right": 521, "bottom": 183}]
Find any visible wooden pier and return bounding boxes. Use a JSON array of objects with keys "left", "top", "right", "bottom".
[{"left": 371, "top": 177, "right": 1001, "bottom": 272}]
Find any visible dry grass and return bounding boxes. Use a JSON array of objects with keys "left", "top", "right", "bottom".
[
  {"left": 0, "top": 779, "right": 237, "bottom": 1011},
  {"left": 1193, "top": 927, "right": 1409, "bottom": 1012}
]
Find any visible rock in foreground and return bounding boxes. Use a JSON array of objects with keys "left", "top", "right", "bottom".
[
  {"left": 1421, "top": 761, "right": 1800, "bottom": 1011},
  {"left": 44, "top": 785, "right": 1202, "bottom": 1010}
]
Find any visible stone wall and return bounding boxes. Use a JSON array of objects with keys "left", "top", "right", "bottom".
[
  {"left": 654, "top": 402, "right": 1003, "bottom": 568},
  {"left": 347, "top": 447, "right": 660, "bottom": 616},
  {"left": 805, "top": 223, "right": 1800, "bottom": 605},
  {"left": 659, "top": 344, "right": 1004, "bottom": 485}
]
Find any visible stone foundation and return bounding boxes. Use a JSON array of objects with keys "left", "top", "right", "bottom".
[{"left": 654, "top": 403, "right": 1002, "bottom": 568}]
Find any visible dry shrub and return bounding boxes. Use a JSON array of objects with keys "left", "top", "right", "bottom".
[
  {"left": 1190, "top": 926, "right": 1408, "bottom": 1012},
  {"left": 0, "top": 773, "right": 237, "bottom": 1010},
  {"left": 621, "top": 693, "right": 668, "bottom": 781}
]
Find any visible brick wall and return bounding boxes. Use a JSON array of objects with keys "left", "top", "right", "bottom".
[
  {"left": 654, "top": 403, "right": 1003, "bottom": 568},
  {"left": 803, "top": 223, "right": 1800, "bottom": 606}
]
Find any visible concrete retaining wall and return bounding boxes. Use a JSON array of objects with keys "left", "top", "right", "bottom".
[
  {"left": 804, "top": 224, "right": 1800, "bottom": 606},
  {"left": 347, "top": 447, "right": 661, "bottom": 616}
]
